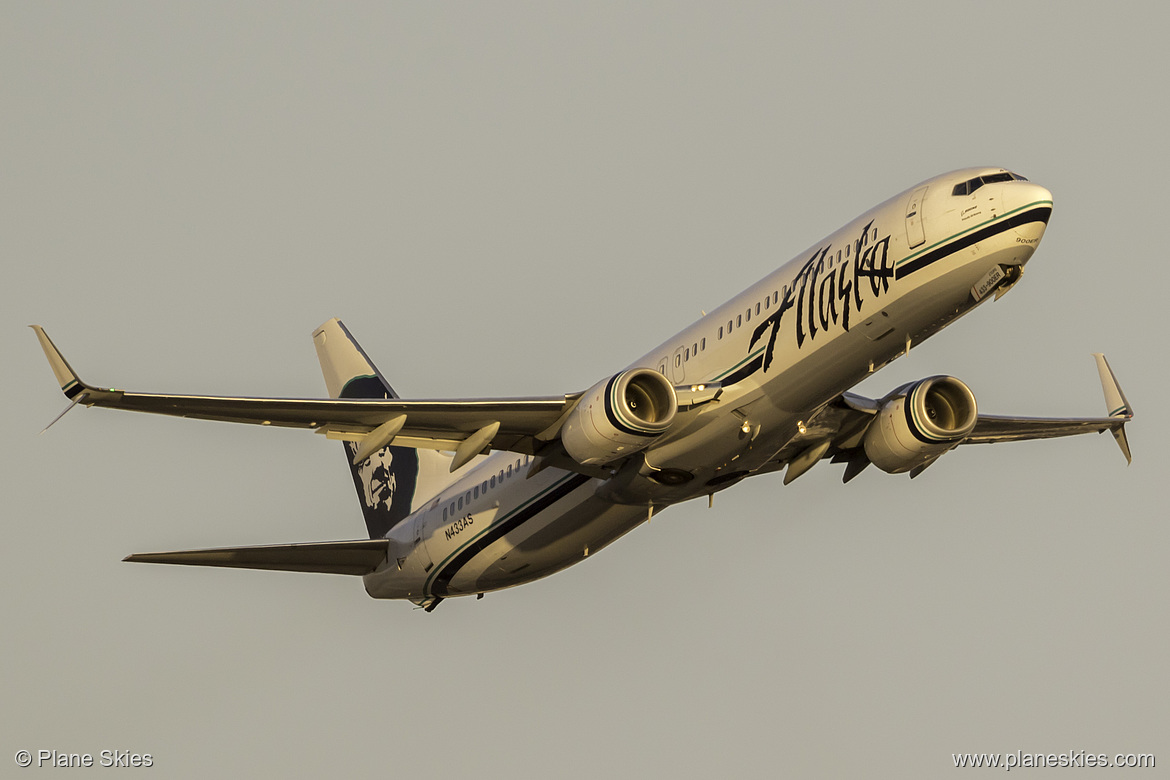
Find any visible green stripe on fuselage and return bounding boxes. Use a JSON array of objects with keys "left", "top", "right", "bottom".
[
  {"left": 423, "top": 473, "right": 578, "bottom": 595},
  {"left": 895, "top": 200, "right": 1053, "bottom": 269},
  {"left": 713, "top": 348, "right": 764, "bottom": 383}
]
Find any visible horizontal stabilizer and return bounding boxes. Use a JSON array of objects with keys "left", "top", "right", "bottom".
[{"left": 124, "top": 539, "right": 389, "bottom": 576}]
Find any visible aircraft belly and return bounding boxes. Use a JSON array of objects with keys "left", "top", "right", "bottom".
[
  {"left": 361, "top": 525, "right": 433, "bottom": 601},
  {"left": 362, "top": 557, "right": 427, "bottom": 601},
  {"left": 447, "top": 497, "right": 647, "bottom": 595},
  {"left": 644, "top": 411, "right": 758, "bottom": 474}
]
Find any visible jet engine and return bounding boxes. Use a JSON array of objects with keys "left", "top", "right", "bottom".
[
  {"left": 562, "top": 368, "right": 678, "bottom": 466},
  {"left": 863, "top": 376, "right": 978, "bottom": 474}
]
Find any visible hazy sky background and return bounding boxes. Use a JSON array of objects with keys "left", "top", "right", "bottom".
[{"left": 4, "top": 3, "right": 1166, "bottom": 777}]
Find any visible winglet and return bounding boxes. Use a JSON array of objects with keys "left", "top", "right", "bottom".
[
  {"left": 1093, "top": 354, "right": 1132, "bottom": 418},
  {"left": 1093, "top": 353, "right": 1132, "bottom": 464},
  {"left": 30, "top": 326, "right": 89, "bottom": 399}
]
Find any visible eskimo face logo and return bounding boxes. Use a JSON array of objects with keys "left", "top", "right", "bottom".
[
  {"left": 355, "top": 447, "right": 397, "bottom": 511},
  {"left": 343, "top": 441, "right": 418, "bottom": 539}
]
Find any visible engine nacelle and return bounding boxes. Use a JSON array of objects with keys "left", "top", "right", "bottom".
[
  {"left": 562, "top": 369, "right": 678, "bottom": 466},
  {"left": 863, "top": 376, "right": 978, "bottom": 474}
]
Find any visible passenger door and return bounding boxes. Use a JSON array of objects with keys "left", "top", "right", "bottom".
[{"left": 905, "top": 186, "right": 928, "bottom": 249}]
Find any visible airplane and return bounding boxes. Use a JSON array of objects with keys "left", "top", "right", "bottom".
[{"left": 33, "top": 167, "right": 1133, "bottom": 611}]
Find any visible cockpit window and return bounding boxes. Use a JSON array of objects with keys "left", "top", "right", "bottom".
[{"left": 951, "top": 171, "right": 1028, "bottom": 196}]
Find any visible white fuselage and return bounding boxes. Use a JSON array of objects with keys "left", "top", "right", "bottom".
[{"left": 364, "top": 168, "right": 1053, "bottom": 602}]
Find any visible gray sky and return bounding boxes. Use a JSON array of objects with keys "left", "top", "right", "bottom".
[{"left": 4, "top": 3, "right": 1166, "bottom": 777}]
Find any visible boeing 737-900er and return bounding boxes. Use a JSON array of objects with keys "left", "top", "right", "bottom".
[{"left": 33, "top": 167, "right": 1133, "bottom": 611}]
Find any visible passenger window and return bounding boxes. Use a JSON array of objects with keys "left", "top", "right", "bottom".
[
  {"left": 675, "top": 354, "right": 681, "bottom": 367},
  {"left": 718, "top": 326, "right": 723, "bottom": 339},
  {"left": 755, "top": 303, "right": 760, "bottom": 315},
  {"left": 474, "top": 486, "right": 479, "bottom": 498},
  {"left": 684, "top": 348, "right": 689, "bottom": 361},
  {"left": 764, "top": 297, "right": 769, "bottom": 310},
  {"left": 745, "top": 308, "right": 751, "bottom": 323},
  {"left": 700, "top": 337, "right": 706, "bottom": 350},
  {"left": 443, "top": 507, "right": 448, "bottom": 521},
  {"left": 736, "top": 314, "right": 742, "bottom": 327},
  {"left": 692, "top": 342, "right": 697, "bottom": 355},
  {"left": 774, "top": 291, "right": 779, "bottom": 303},
  {"left": 728, "top": 319, "right": 733, "bottom": 332},
  {"left": 490, "top": 475, "right": 496, "bottom": 488},
  {"left": 507, "top": 464, "right": 512, "bottom": 477},
  {"left": 458, "top": 496, "right": 464, "bottom": 509}
]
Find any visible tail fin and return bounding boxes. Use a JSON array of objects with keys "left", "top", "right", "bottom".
[{"left": 312, "top": 319, "right": 456, "bottom": 539}]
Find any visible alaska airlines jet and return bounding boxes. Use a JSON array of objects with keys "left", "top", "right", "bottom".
[{"left": 33, "top": 167, "right": 1133, "bottom": 611}]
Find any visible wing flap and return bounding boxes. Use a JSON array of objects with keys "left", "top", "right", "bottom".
[{"left": 123, "top": 539, "right": 390, "bottom": 576}]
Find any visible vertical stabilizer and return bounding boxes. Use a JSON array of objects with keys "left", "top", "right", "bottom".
[{"left": 312, "top": 319, "right": 457, "bottom": 539}]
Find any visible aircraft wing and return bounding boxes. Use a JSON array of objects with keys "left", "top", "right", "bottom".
[
  {"left": 32, "top": 326, "right": 576, "bottom": 460},
  {"left": 764, "top": 354, "right": 1133, "bottom": 482},
  {"left": 961, "top": 353, "right": 1132, "bottom": 461},
  {"left": 965, "top": 414, "right": 1126, "bottom": 445},
  {"left": 124, "top": 539, "right": 390, "bottom": 575}
]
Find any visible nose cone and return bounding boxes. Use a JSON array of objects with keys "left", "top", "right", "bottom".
[
  {"left": 1004, "top": 181, "right": 1053, "bottom": 214},
  {"left": 1004, "top": 181, "right": 1053, "bottom": 250}
]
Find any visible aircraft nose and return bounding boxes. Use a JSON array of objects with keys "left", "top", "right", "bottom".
[
  {"left": 1004, "top": 182, "right": 1053, "bottom": 250},
  {"left": 1005, "top": 181, "right": 1053, "bottom": 214}
]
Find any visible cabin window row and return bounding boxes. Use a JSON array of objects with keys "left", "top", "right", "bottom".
[
  {"left": 717, "top": 290, "right": 782, "bottom": 340},
  {"left": 704, "top": 223, "right": 890, "bottom": 344},
  {"left": 441, "top": 455, "right": 532, "bottom": 521},
  {"left": 674, "top": 338, "right": 709, "bottom": 367}
]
